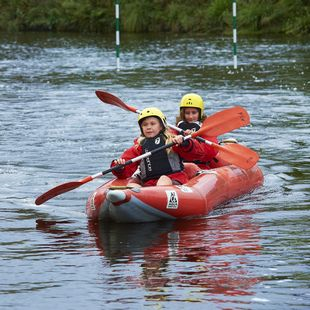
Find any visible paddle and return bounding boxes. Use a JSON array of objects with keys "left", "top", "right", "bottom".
[
  {"left": 95, "top": 90, "right": 259, "bottom": 168},
  {"left": 195, "top": 137, "right": 259, "bottom": 169},
  {"left": 35, "top": 123, "right": 211, "bottom": 206},
  {"left": 95, "top": 90, "right": 250, "bottom": 137}
]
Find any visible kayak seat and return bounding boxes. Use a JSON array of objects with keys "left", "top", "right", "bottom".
[{"left": 183, "top": 163, "right": 201, "bottom": 180}]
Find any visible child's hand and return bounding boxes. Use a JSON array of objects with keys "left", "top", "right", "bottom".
[
  {"left": 114, "top": 158, "right": 126, "bottom": 165},
  {"left": 172, "top": 135, "right": 184, "bottom": 145},
  {"left": 184, "top": 129, "right": 194, "bottom": 135}
]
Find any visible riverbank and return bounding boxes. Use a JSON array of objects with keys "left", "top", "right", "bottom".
[{"left": 0, "top": 0, "right": 309, "bottom": 36}]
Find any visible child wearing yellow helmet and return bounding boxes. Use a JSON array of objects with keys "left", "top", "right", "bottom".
[
  {"left": 176, "top": 93, "right": 207, "bottom": 132},
  {"left": 111, "top": 107, "right": 207, "bottom": 186},
  {"left": 175, "top": 93, "right": 219, "bottom": 170}
]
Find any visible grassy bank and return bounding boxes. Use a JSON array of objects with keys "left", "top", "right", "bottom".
[{"left": 0, "top": 0, "right": 309, "bottom": 36}]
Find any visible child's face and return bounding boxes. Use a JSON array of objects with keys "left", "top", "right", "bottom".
[
  {"left": 141, "top": 117, "right": 163, "bottom": 138},
  {"left": 184, "top": 108, "right": 199, "bottom": 122}
]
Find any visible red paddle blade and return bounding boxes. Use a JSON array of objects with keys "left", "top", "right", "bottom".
[
  {"left": 202, "top": 106, "right": 250, "bottom": 137},
  {"left": 95, "top": 90, "right": 137, "bottom": 113},
  {"left": 217, "top": 143, "right": 259, "bottom": 169},
  {"left": 35, "top": 181, "right": 83, "bottom": 205}
]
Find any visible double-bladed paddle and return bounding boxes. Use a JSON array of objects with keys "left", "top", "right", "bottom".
[
  {"left": 95, "top": 90, "right": 259, "bottom": 169},
  {"left": 35, "top": 123, "right": 212, "bottom": 205},
  {"left": 95, "top": 90, "right": 250, "bottom": 137}
]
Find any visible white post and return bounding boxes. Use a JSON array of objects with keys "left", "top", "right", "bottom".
[
  {"left": 115, "top": 0, "right": 120, "bottom": 71},
  {"left": 232, "top": 0, "right": 237, "bottom": 69}
]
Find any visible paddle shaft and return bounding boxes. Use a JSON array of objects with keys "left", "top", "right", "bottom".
[
  {"left": 100, "top": 103, "right": 215, "bottom": 143},
  {"left": 95, "top": 90, "right": 250, "bottom": 138},
  {"left": 107, "top": 105, "right": 231, "bottom": 139},
  {"left": 106, "top": 135, "right": 191, "bottom": 174},
  {"left": 35, "top": 132, "right": 197, "bottom": 205},
  {"left": 99, "top": 99, "right": 220, "bottom": 147},
  {"left": 94, "top": 92, "right": 212, "bottom": 143}
]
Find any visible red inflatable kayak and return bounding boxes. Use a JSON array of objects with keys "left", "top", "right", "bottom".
[{"left": 86, "top": 162, "right": 263, "bottom": 223}]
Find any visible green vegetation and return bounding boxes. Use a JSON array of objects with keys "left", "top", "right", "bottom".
[{"left": 0, "top": 0, "right": 309, "bottom": 35}]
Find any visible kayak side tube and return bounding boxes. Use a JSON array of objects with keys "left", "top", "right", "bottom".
[{"left": 86, "top": 164, "right": 263, "bottom": 223}]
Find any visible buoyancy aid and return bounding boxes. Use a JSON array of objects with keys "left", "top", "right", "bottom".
[
  {"left": 177, "top": 120, "right": 201, "bottom": 132},
  {"left": 140, "top": 133, "right": 183, "bottom": 182}
]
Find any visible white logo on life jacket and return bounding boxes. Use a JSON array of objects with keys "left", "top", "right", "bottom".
[
  {"left": 166, "top": 190, "right": 178, "bottom": 209},
  {"left": 146, "top": 156, "right": 152, "bottom": 171},
  {"left": 155, "top": 137, "right": 161, "bottom": 145},
  {"left": 144, "top": 148, "right": 152, "bottom": 172}
]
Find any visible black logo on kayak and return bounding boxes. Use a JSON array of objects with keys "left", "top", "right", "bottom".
[{"left": 166, "top": 190, "right": 178, "bottom": 209}]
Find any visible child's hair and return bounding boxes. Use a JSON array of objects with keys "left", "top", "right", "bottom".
[
  {"left": 175, "top": 108, "right": 207, "bottom": 125},
  {"left": 137, "top": 128, "right": 176, "bottom": 154}
]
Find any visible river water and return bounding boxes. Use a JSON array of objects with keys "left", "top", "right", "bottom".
[{"left": 0, "top": 32, "right": 309, "bottom": 309}]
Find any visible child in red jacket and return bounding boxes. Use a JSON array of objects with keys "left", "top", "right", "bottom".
[
  {"left": 176, "top": 93, "right": 219, "bottom": 169},
  {"left": 111, "top": 107, "right": 207, "bottom": 186}
]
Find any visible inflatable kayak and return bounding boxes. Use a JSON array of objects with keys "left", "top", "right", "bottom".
[{"left": 86, "top": 161, "right": 263, "bottom": 223}]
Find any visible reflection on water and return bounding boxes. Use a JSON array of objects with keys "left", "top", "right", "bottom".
[
  {"left": 87, "top": 210, "right": 262, "bottom": 300},
  {"left": 33, "top": 209, "right": 264, "bottom": 306},
  {"left": 36, "top": 219, "right": 82, "bottom": 242}
]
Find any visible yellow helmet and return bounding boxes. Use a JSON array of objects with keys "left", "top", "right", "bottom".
[
  {"left": 179, "top": 93, "right": 204, "bottom": 116},
  {"left": 138, "top": 107, "right": 167, "bottom": 129}
]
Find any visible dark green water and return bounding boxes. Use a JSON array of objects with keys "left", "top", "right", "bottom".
[{"left": 0, "top": 32, "right": 309, "bottom": 309}]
